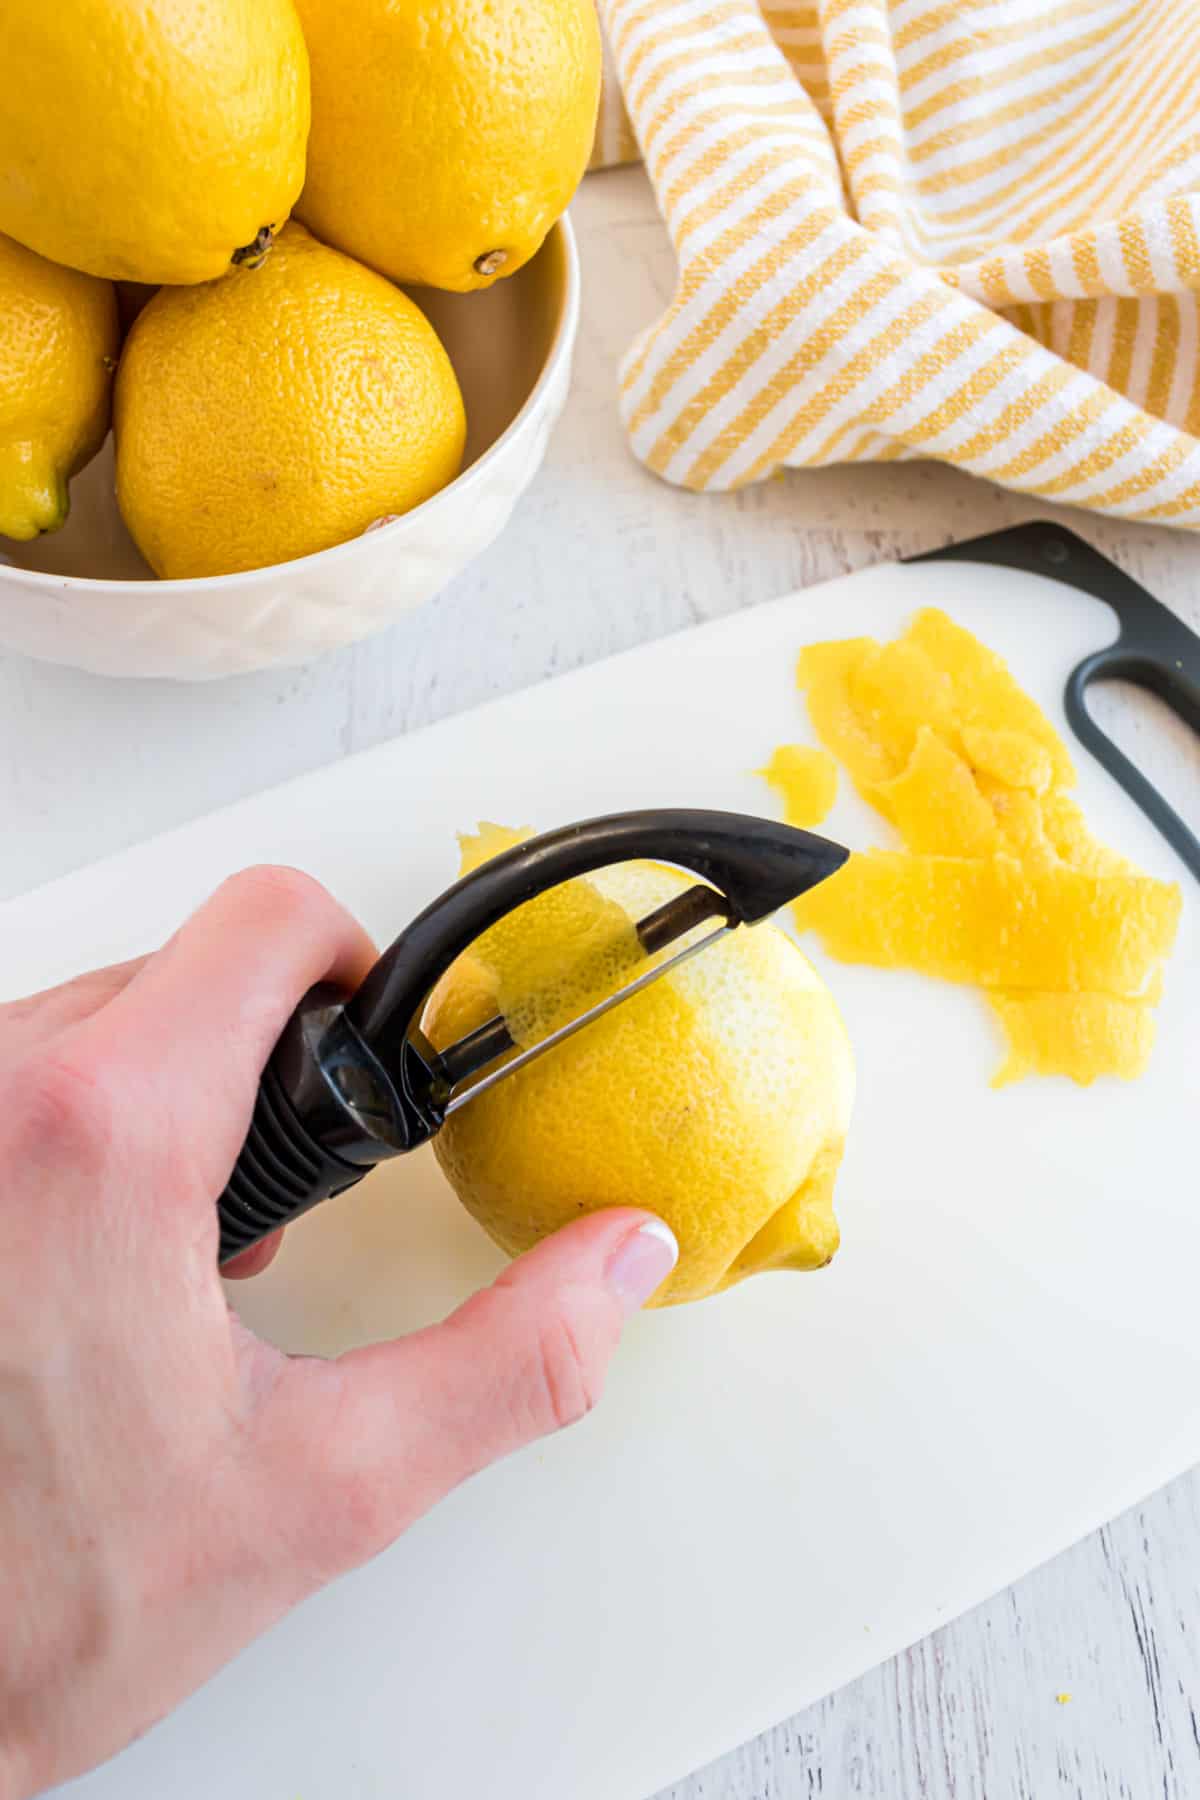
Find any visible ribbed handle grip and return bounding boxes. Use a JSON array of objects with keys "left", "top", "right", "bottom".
[{"left": 217, "top": 1066, "right": 368, "bottom": 1265}]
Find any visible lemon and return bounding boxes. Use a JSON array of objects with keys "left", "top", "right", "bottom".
[
  {"left": 294, "top": 0, "right": 601, "bottom": 291},
  {"left": 114, "top": 224, "right": 466, "bottom": 580},
  {"left": 423, "top": 827, "right": 856, "bottom": 1307},
  {"left": 0, "top": 0, "right": 309, "bottom": 284},
  {"left": 0, "top": 233, "right": 118, "bottom": 541}
]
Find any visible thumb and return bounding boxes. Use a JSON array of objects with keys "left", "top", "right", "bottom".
[{"left": 263, "top": 1209, "right": 678, "bottom": 1581}]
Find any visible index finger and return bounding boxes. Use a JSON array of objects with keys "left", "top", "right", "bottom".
[
  {"left": 0, "top": 957, "right": 147, "bottom": 1064},
  {"left": 80, "top": 866, "right": 376, "bottom": 1159}
]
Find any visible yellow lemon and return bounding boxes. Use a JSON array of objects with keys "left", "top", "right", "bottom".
[
  {"left": 0, "top": 233, "right": 118, "bottom": 541},
  {"left": 114, "top": 224, "right": 466, "bottom": 580},
  {"left": 0, "top": 0, "right": 309, "bottom": 284},
  {"left": 423, "top": 827, "right": 856, "bottom": 1307},
  {"left": 294, "top": 0, "right": 601, "bottom": 291}
]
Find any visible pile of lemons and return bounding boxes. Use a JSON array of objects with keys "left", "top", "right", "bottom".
[{"left": 0, "top": 0, "right": 600, "bottom": 576}]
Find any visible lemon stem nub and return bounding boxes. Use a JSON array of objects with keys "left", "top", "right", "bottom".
[
  {"left": 231, "top": 226, "right": 276, "bottom": 268},
  {"left": 474, "top": 249, "right": 508, "bottom": 277}
]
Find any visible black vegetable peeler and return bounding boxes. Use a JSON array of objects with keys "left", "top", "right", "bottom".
[{"left": 216, "top": 809, "right": 848, "bottom": 1265}]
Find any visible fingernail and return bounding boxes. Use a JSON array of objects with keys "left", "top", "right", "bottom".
[{"left": 605, "top": 1219, "right": 679, "bottom": 1315}]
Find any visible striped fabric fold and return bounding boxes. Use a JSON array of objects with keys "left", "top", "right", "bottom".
[{"left": 591, "top": 0, "right": 1200, "bottom": 524}]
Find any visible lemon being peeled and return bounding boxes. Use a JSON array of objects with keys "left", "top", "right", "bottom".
[
  {"left": 423, "top": 827, "right": 856, "bottom": 1307},
  {"left": 295, "top": 0, "right": 601, "bottom": 291},
  {"left": 114, "top": 223, "right": 466, "bottom": 579},
  {"left": 0, "top": 233, "right": 118, "bottom": 541}
]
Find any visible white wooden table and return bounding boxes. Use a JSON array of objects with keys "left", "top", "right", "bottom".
[{"left": 3, "top": 167, "right": 1199, "bottom": 1800}]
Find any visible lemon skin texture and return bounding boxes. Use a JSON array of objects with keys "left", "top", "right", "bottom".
[
  {"left": 0, "top": 232, "right": 118, "bottom": 540},
  {"left": 0, "top": 0, "right": 310, "bottom": 284},
  {"left": 295, "top": 0, "right": 601, "bottom": 291},
  {"left": 114, "top": 223, "right": 467, "bottom": 579}
]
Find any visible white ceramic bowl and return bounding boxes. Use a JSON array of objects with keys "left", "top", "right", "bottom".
[{"left": 0, "top": 219, "right": 579, "bottom": 680}]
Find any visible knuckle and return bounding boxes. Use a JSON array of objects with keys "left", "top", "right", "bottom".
[
  {"left": 220, "top": 864, "right": 333, "bottom": 933},
  {"left": 10, "top": 1047, "right": 117, "bottom": 1172},
  {"left": 330, "top": 1465, "right": 395, "bottom": 1564}
]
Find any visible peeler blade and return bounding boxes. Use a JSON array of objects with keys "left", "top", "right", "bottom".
[
  {"left": 435, "top": 880, "right": 730, "bottom": 1096},
  {"left": 442, "top": 920, "right": 732, "bottom": 1116},
  {"left": 434, "top": 823, "right": 849, "bottom": 1114}
]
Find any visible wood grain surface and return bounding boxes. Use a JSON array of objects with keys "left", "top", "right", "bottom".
[{"left": 1, "top": 167, "right": 1197, "bottom": 1800}]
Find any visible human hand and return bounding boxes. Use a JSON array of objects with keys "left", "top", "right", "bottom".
[{"left": 0, "top": 868, "right": 677, "bottom": 1799}]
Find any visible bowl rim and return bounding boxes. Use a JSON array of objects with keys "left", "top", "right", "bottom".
[{"left": 0, "top": 214, "right": 581, "bottom": 597}]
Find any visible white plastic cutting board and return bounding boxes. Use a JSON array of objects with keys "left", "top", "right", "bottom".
[{"left": 5, "top": 559, "right": 1197, "bottom": 1800}]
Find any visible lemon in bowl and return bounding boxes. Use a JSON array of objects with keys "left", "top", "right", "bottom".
[
  {"left": 0, "top": 219, "right": 579, "bottom": 678},
  {"left": 0, "top": 0, "right": 595, "bottom": 677},
  {"left": 0, "top": 234, "right": 118, "bottom": 542},
  {"left": 295, "top": 0, "right": 601, "bottom": 293},
  {"left": 114, "top": 224, "right": 467, "bottom": 581}
]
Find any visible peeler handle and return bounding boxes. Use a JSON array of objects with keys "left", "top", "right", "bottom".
[
  {"left": 217, "top": 1053, "right": 365, "bottom": 1265},
  {"left": 216, "top": 987, "right": 429, "bottom": 1265},
  {"left": 216, "top": 809, "right": 846, "bottom": 1267}
]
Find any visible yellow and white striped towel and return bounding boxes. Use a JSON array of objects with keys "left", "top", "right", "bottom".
[{"left": 590, "top": 0, "right": 1200, "bottom": 526}]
